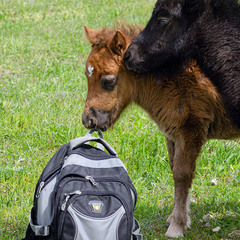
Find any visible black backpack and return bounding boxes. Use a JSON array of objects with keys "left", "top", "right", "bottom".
[{"left": 22, "top": 130, "right": 142, "bottom": 240}]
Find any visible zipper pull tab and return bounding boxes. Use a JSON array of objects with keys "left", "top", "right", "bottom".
[
  {"left": 61, "top": 190, "right": 82, "bottom": 211},
  {"left": 61, "top": 194, "right": 70, "bottom": 211},
  {"left": 85, "top": 176, "right": 97, "bottom": 187},
  {"left": 36, "top": 182, "right": 45, "bottom": 198}
]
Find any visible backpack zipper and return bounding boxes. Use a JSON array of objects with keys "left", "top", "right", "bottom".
[
  {"left": 35, "top": 167, "right": 62, "bottom": 199},
  {"left": 85, "top": 176, "right": 97, "bottom": 186},
  {"left": 36, "top": 182, "right": 45, "bottom": 198},
  {"left": 55, "top": 175, "right": 134, "bottom": 215},
  {"left": 35, "top": 168, "right": 61, "bottom": 198},
  {"left": 61, "top": 190, "right": 82, "bottom": 211}
]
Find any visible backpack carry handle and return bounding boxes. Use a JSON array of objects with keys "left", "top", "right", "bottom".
[{"left": 69, "top": 129, "right": 118, "bottom": 157}]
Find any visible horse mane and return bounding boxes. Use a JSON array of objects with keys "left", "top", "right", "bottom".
[{"left": 89, "top": 23, "right": 143, "bottom": 48}]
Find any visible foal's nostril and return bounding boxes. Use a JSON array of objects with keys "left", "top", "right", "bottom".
[
  {"left": 82, "top": 109, "right": 111, "bottom": 131},
  {"left": 82, "top": 112, "right": 89, "bottom": 128},
  {"left": 82, "top": 112, "right": 94, "bottom": 129}
]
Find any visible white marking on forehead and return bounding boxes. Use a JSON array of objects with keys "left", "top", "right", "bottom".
[{"left": 87, "top": 65, "right": 94, "bottom": 77}]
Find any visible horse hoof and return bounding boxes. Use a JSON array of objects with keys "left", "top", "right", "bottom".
[{"left": 165, "top": 223, "right": 184, "bottom": 239}]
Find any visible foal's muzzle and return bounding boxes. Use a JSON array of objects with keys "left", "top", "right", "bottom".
[
  {"left": 82, "top": 108, "right": 111, "bottom": 131},
  {"left": 124, "top": 41, "right": 147, "bottom": 73}
]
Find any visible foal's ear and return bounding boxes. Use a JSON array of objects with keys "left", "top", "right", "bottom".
[
  {"left": 84, "top": 25, "right": 100, "bottom": 45},
  {"left": 110, "top": 30, "right": 127, "bottom": 56}
]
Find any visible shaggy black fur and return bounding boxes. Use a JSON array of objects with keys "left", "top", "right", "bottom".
[{"left": 125, "top": 0, "right": 240, "bottom": 128}]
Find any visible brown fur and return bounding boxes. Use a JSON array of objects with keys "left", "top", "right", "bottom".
[{"left": 82, "top": 25, "right": 240, "bottom": 238}]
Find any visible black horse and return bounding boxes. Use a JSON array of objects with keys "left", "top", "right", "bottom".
[{"left": 125, "top": 0, "right": 240, "bottom": 129}]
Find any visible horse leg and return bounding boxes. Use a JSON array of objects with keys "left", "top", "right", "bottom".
[
  {"left": 165, "top": 120, "right": 207, "bottom": 238},
  {"left": 166, "top": 138, "right": 191, "bottom": 228}
]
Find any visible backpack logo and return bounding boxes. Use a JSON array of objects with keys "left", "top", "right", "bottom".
[{"left": 89, "top": 201, "right": 104, "bottom": 213}]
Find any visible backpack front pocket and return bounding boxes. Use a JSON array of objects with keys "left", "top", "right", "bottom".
[{"left": 58, "top": 193, "right": 129, "bottom": 240}]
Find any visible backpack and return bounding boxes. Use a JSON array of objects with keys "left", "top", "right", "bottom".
[{"left": 22, "top": 129, "right": 142, "bottom": 240}]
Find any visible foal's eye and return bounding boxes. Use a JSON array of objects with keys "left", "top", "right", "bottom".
[
  {"left": 100, "top": 75, "right": 118, "bottom": 91},
  {"left": 158, "top": 17, "right": 171, "bottom": 27}
]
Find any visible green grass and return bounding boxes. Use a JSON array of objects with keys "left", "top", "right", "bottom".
[{"left": 0, "top": 0, "right": 240, "bottom": 239}]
